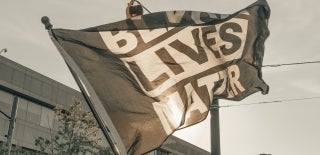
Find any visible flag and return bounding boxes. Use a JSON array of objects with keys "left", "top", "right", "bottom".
[{"left": 49, "top": 0, "right": 270, "bottom": 154}]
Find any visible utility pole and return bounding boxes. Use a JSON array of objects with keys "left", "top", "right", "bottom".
[
  {"left": 210, "top": 99, "right": 221, "bottom": 155},
  {"left": 7, "top": 96, "right": 19, "bottom": 155}
]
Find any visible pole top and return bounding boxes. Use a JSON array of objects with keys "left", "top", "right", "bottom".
[{"left": 41, "top": 16, "right": 53, "bottom": 30}]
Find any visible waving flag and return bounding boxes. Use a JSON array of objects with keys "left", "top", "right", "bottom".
[{"left": 48, "top": 0, "right": 270, "bottom": 154}]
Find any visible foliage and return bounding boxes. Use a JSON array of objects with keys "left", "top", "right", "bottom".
[
  {"left": 34, "top": 99, "right": 113, "bottom": 155},
  {"left": 0, "top": 141, "right": 32, "bottom": 155}
]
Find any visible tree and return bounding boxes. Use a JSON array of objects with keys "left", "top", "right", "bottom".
[
  {"left": 0, "top": 141, "right": 32, "bottom": 155},
  {"left": 35, "top": 99, "right": 113, "bottom": 155}
]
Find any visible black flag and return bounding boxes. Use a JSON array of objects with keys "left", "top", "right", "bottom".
[{"left": 49, "top": 0, "right": 270, "bottom": 154}]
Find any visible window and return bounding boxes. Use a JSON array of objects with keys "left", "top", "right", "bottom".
[
  {"left": 26, "top": 102, "right": 42, "bottom": 125},
  {"left": 0, "top": 117, "right": 9, "bottom": 139},
  {"left": 40, "top": 107, "right": 54, "bottom": 128},
  {"left": 156, "top": 149, "right": 170, "bottom": 155},
  {"left": 13, "top": 121, "right": 25, "bottom": 141},
  {"left": 0, "top": 90, "right": 15, "bottom": 140},
  {"left": 23, "top": 125, "right": 45, "bottom": 150},
  {"left": 16, "top": 98, "right": 28, "bottom": 120},
  {"left": 0, "top": 89, "right": 13, "bottom": 106},
  {"left": 0, "top": 101, "right": 12, "bottom": 120},
  {"left": 0, "top": 90, "right": 13, "bottom": 139}
]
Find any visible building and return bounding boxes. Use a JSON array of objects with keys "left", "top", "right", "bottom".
[{"left": 0, "top": 55, "right": 209, "bottom": 155}]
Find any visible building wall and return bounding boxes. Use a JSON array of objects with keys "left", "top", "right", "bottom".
[
  {"left": 0, "top": 89, "right": 54, "bottom": 149},
  {"left": 0, "top": 55, "right": 209, "bottom": 155},
  {"left": 0, "top": 55, "right": 87, "bottom": 150}
]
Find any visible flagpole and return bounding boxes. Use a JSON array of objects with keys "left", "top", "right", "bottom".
[
  {"left": 65, "top": 65, "right": 122, "bottom": 155},
  {"left": 41, "top": 16, "right": 126, "bottom": 155},
  {"left": 211, "top": 99, "right": 221, "bottom": 155}
]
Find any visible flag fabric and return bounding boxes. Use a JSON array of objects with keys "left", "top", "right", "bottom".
[{"left": 50, "top": 0, "right": 270, "bottom": 154}]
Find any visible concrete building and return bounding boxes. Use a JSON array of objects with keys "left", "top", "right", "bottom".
[{"left": 0, "top": 55, "right": 209, "bottom": 155}]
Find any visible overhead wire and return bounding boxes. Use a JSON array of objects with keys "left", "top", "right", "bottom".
[
  {"left": 217, "top": 96, "right": 320, "bottom": 109},
  {"left": 216, "top": 60, "right": 320, "bottom": 108},
  {"left": 262, "top": 60, "right": 320, "bottom": 67}
]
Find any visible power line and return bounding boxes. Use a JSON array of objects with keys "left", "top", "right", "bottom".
[
  {"left": 262, "top": 60, "right": 320, "bottom": 67},
  {"left": 217, "top": 96, "right": 320, "bottom": 108},
  {"left": 219, "top": 61, "right": 320, "bottom": 109}
]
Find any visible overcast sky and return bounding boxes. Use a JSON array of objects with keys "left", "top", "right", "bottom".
[{"left": 1, "top": 0, "right": 320, "bottom": 155}]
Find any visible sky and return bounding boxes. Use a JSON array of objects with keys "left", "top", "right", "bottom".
[{"left": 1, "top": 0, "right": 320, "bottom": 155}]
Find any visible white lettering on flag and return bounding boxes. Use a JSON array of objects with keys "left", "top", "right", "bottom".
[{"left": 99, "top": 17, "right": 249, "bottom": 132}]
